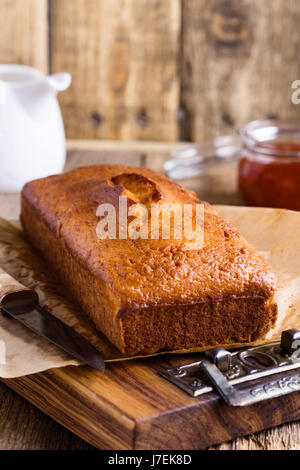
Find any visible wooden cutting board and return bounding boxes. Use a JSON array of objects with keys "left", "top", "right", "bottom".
[{"left": 2, "top": 354, "right": 300, "bottom": 450}]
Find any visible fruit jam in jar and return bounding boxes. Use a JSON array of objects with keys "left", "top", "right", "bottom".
[{"left": 238, "top": 120, "right": 300, "bottom": 211}]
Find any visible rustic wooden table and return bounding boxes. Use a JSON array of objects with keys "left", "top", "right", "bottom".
[{"left": 0, "top": 141, "right": 299, "bottom": 450}]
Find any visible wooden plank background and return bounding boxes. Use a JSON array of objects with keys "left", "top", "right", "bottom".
[
  {"left": 0, "top": 0, "right": 48, "bottom": 73},
  {"left": 1, "top": 0, "right": 300, "bottom": 141},
  {"left": 181, "top": 0, "right": 300, "bottom": 141},
  {"left": 50, "top": 0, "right": 181, "bottom": 141}
]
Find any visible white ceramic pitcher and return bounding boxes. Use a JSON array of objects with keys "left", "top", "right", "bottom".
[{"left": 0, "top": 64, "right": 72, "bottom": 192}]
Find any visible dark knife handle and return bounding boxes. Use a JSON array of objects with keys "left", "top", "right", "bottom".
[{"left": 0, "top": 267, "right": 31, "bottom": 303}]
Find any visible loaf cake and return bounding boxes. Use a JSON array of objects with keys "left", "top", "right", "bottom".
[{"left": 21, "top": 165, "right": 278, "bottom": 355}]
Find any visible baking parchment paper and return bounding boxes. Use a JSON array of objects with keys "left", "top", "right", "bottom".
[{"left": 0, "top": 205, "right": 299, "bottom": 378}]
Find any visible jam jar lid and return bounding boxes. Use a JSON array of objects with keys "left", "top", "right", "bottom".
[{"left": 164, "top": 135, "right": 242, "bottom": 181}]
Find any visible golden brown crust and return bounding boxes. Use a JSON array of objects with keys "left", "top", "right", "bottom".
[{"left": 21, "top": 165, "right": 278, "bottom": 355}]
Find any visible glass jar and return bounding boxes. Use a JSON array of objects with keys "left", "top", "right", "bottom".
[
  {"left": 164, "top": 135, "right": 242, "bottom": 205},
  {"left": 239, "top": 120, "right": 300, "bottom": 211}
]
